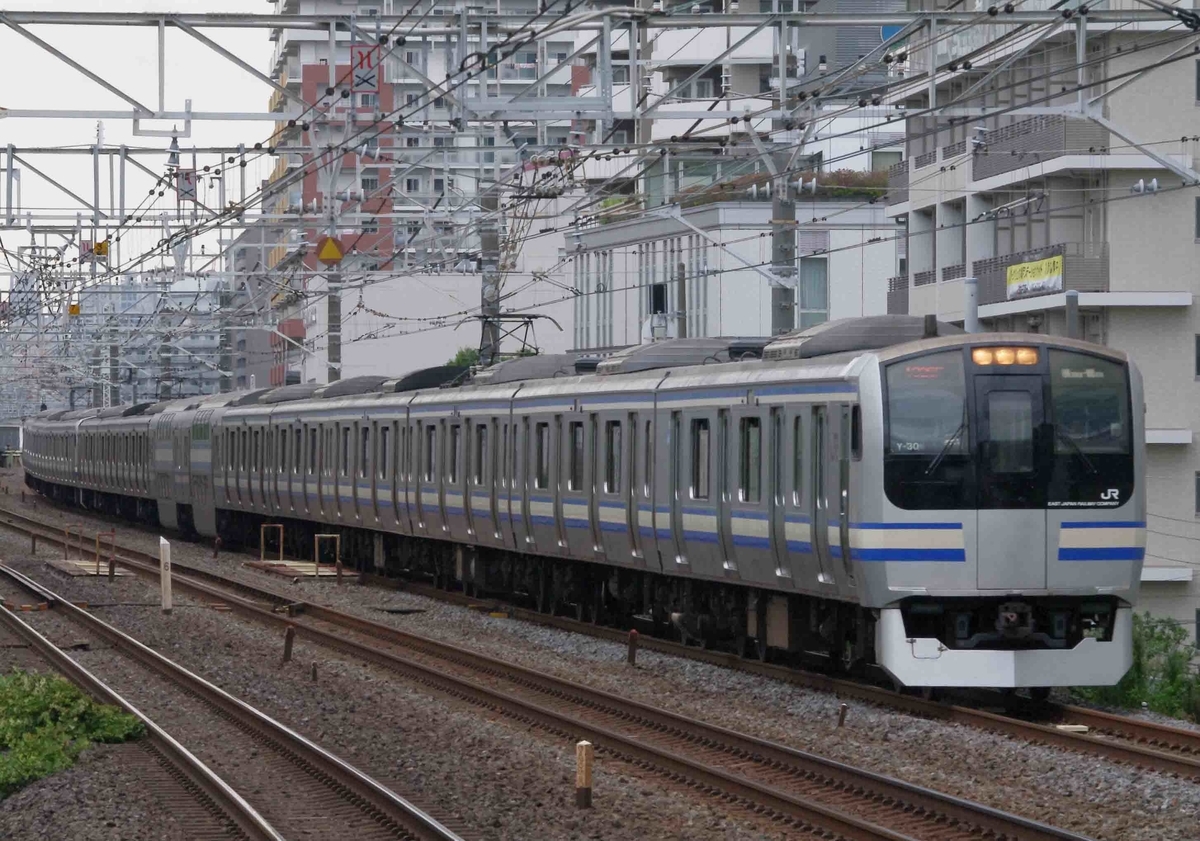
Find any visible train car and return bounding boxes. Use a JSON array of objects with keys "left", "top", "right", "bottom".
[{"left": 22, "top": 316, "right": 1145, "bottom": 692}]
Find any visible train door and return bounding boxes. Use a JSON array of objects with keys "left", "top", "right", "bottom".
[
  {"left": 370, "top": 420, "right": 382, "bottom": 525},
  {"left": 974, "top": 374, "right": 1047, "bottom": 590},
  {"left": 638, "top": 414, "right": 660, "bottom": 570},
  {"left": 810, "top": 406, "right": 837, "bottom": 585},
  {"left": 667, "top": 411, "right": 686, "bottom": 566},
  {"left": 586, "top": 413, "right": 604, "bottom": 557},
  {"left": 462, "top": 418, "right": 481, "bottom": 541},
  {"left": 595, "top": 414, "right": 632, "bottom": 564},
  {"left": 767, "top": 407, "right": 792, "bottom": 581},
  {"left": 715, "top": 410, "right": 736, "bottom": 569},
  {"left": 518, "top": 416, "right": 534, "bottom": 548},
  {"left": 560, "top": 414, "right": 592, "bottom": 558},
  {"left": 836, "top": 405, "right": 857, "bottom": 586},
  {"left": 625, "top": 412, "right": 643, "bottom": 563},
  {"left": 679, "top": 411, "right": 722, "bottom": 577}
]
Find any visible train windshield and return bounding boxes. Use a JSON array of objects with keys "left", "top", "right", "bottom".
[{"left": 884, "top": 346, "right": 1134, "bottom": 510}]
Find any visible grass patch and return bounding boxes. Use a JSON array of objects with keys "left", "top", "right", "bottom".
[
  {"left": 0, "top": 669, "right": 143, "bottom": 798},
  {"left": 1073, "top": 612, "right": 1200, "bottom": 721}
]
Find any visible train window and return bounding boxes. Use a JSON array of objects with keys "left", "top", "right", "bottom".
[
  {"left": 308, "top": 427, "right": 317, "bottom": 474},
  {"left": 241, "top": 429, "right": 248, "bottom": 471},
  {"left": 448, "top": 424, "right": 461, "bottom": 483},
  {"left": 605, "top": 421, "right": 622, "bottom": 494},
  {"left": 253, "top": 431, "right": 261, "bottom": 473},
  {"left": 472, "top": 424, "right": 487, "bottom": 485},
  {"left": 644, "top": 420, "right": 653, "bottom": 498},
  {"left": 341, "top": 426, "right": 351, "bottom": 477},
  {"left": 850, "top": 406, "right": 862, "bottom": 461},
  {"left": 739, "top": 417, "right": 762, "bottom": 503},
  {"left": 279, "top": 430, "right": 286, "bottom": 473},
  {"left": 987, "top": 392, "right": 1034, "bottom": 474},
  {"left": 424, "top": 425, "right": 437, "bottom": 482},
  {"left": 379, "top": 426, "right": 390, "bottom": 480},
  {"left": 568, "top": 422, "right": 584, "bottom": 491},
  {"left": 792, "top": 417, "right": 803, "bottom": 505},
  {"left": 690, "top": 419, "right": 709, "bottom": 500},
  {"left": 499, "top": 423, "right": 508, "bottom": 489},
  {"left": 360, "top": 426, "right": 370, "bottom": 478},
  {"left": 535, "top": 422, "right": 550, "bottom": 489}
]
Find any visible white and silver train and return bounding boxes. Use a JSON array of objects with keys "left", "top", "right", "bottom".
[{"left": 23, "top": 316, "right": 1146, "bottom": 691}]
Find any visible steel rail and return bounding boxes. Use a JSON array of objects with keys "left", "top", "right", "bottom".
[
  {"left": 3, "top": 506, "right": 1199, "bottom": 782},
  {"left": 0, "top": 517, "right": 1099, "bottom": 840},
  {"left": 0, "top": 562, "right": 466, "bottom": 841},
  {"left": 0, "top": 580, "right": 283, "bottom": 841}
]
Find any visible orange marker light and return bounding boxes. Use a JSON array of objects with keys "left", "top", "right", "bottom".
[
  {"left": 994, "top": 347, "right": 1017, "bottom": 365},
  {"left": 971, "top": 348, "right": 994, "bottom": 365},
  {"left": 1016, "top": 347, "right": 1039, "bottom": 365}
]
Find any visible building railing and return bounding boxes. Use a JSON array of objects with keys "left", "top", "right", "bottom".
[
  {"left": 914, "top": 269, "right": 936, "bottom": 287},
  {"left": 941, "top": 263, "right": 965, "bottom": 282},
  {"left": 887, "top": 282, "right": 909, "bottom": 315},
  {"left": 887, "top": 160, "right": 908, "bottom": 206},
  {"left": 973, "top": 242, "right": 1109, "bottom": 306},
  {"left": 972, "top": 116, "right": 1109, "bottom": 181},
  {"left": 942, "top": 139, "right": 966, "bottom": 158},
  {"left": 887, "top": 275, "right": 907, "bottom": 292},
  {"left": 914, "top": 150, "right": 937, "bottom": 170}
]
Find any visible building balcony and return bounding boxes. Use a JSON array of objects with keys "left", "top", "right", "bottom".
[
  {"left": 886, "top": 160, "right": 907, "bottom": 206},
  {"left": 973, "top": 242, "right": 1108, "bottom": 307},
  {"left": 941, "top": 263, "right": 965, "bottom": 282},
  {"left": 913, "top": 269, "right": 936, "bottom": 287},
  {"left": 972, "top": 116, "right": 1109, "bottom": 182}
]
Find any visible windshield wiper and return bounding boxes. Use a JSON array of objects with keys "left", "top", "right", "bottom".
[
  {"left": 1055, "top": 429, "right": 1098, "bottom": 475},
  {"left": 924, "top": 419, "right": 967, "bottom": 476}
]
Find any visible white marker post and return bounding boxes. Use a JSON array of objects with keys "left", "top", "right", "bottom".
[{"left": 160, "top": 537, "right": 173, "bottom": 614}]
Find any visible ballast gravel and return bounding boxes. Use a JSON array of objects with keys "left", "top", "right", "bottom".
[
  {"left": 1, "top": 479, "right": 1198, "bottom": 840},
  {"left": 0, "top": 742, "right": 194, "bottom": 841},
  {"left": 0, "top": 532, "right": 794, "bottom": 841}
]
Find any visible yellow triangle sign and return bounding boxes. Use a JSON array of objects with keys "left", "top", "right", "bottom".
[{"left": 316, "top": 236, "right": 344, "bottom": 265}]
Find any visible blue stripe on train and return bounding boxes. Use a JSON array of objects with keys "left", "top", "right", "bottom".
[
  {"left": 1059, "top": 521, "right": 1146, "bottom": 529},
  {"left": 1058, "top": 547, "right": 1145, "bottom": 561}
]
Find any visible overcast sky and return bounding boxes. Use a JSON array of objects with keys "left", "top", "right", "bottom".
[{"left": 0, "top": 0, "right": 279, "bottom": 284}]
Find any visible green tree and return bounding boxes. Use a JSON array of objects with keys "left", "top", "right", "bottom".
[{"left": 448, "top": 347, "right": 480, "bottom": 367}]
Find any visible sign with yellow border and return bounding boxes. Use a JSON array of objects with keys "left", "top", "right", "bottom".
[{"left": 1006, "top": 254, "right": 1063, "bottom": 300}]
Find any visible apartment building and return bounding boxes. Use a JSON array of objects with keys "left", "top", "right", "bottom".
[
  {"left": 885, "top": 17, "right": 1200, "bottom": 638},
  {"left": 259, "top": 0, "right": 577, "bottom": 382}
]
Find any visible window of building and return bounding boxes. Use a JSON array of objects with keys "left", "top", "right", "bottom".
[
  {"left": 433, "top": 178, "right": 445, "bottom": 194},
  {"left": 448, "top": 424, "right": 461, "bottom": 483},
  {"left": 433, "top": 136, "right": 447, "bottom": 147},
  {"left": 473, "top": 424, "right": 488, "bottom": 485},
  {"left": 535, "top": 422, "right": 550, "bottom": 489},
  {"left": 799, "top": 257, "right": 829, "bottom": 329},
  {"left": 359, "top": 93, "right": 377, "bottom": 108},
  {"left": 406, "top": 136, "right": 420, "bottom": 148},
  {"left": 604, "top": 421, "right": 622, "bottom": 494},
  {"left": 691, "top": 419, "right": 709, "bottom": 500},
  {"left": 740, "top": 417, "right": 762, "bottom": 503},
  {"left": 433, "top": 95, "right": 445, "bottom": 108},
  {"left": 406, "top": 93, "right": 418, "bottom": 106},
  {"left": 872, "top": 150, "right": 903, "bottom": 172},
  {"left": 568, "top": 421, "right": 585, "bottom": 491},
  {"left": 405, "top": 178, "right": 420, "bottom": 193},
  {"left": 612, "top": 65, "right": 629, "bottom": 85}
]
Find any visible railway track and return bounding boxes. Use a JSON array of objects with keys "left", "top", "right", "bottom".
[
  {"left": 7, "top": 504, "right": 1200, "bottom": 783},
  {"left": 0, "top": 511, "right": 1105, "bottom": 841},
  {"left": 0, "top": 562, "right": 466, "bottom": 841}
]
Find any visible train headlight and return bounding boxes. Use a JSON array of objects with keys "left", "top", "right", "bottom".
[
  {"left": 1015, "top": 347, "right": 1039, "bottom": 365},
  {"left": 971, "top": 346, "right": 1039, "bottom": 366}
]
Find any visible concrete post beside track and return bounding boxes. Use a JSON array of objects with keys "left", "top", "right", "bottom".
[{"left": 159, "top": 536, "right": 172, "bottom": 614}]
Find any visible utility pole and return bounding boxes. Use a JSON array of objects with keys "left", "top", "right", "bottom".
[
  {"left": 479, "top": 187, "right": 501, "bottom": 366},
  {"left": 218, "top": 284, "right": 233, "bottom": 393},
  {"left": 107, "top": 313, "right": 118, "bottom": 407},
  {"left": 769, "top": 6, "right": 798, "bottom": 336},
  {"left": 676, "top": 261, "right": 688, "bottom": 339}
]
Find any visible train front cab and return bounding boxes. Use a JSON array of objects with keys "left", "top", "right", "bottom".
[{"left": 861, "top": 335, "right": 1143, "bottom": 688}]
